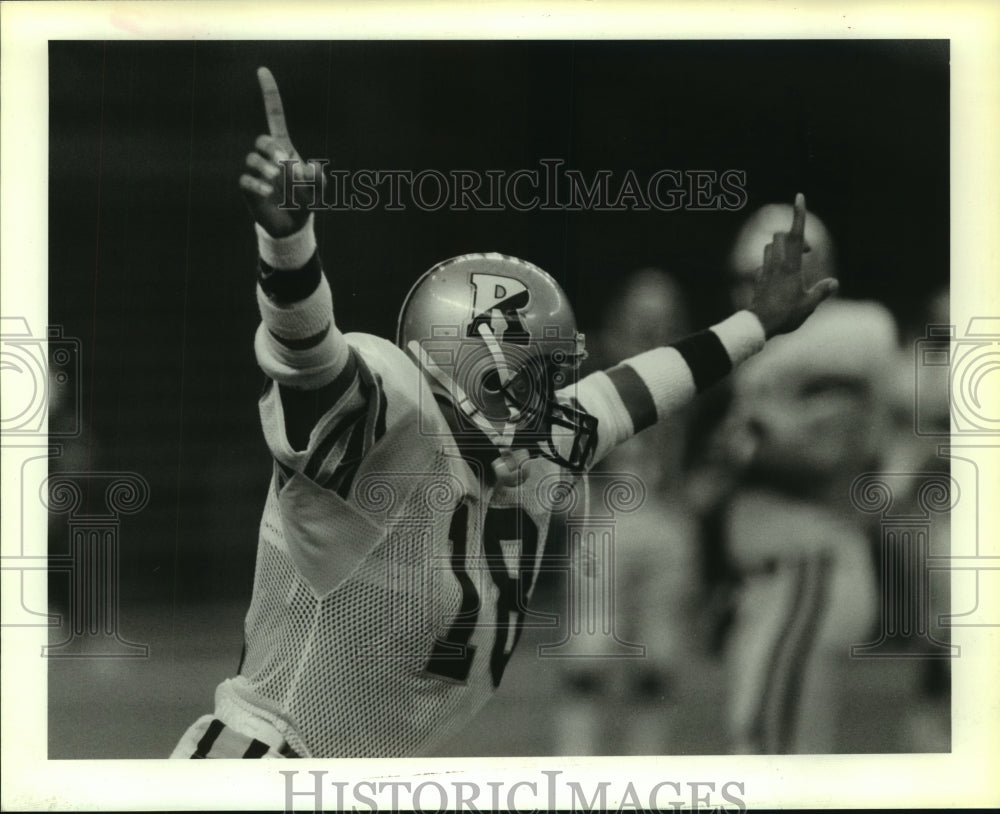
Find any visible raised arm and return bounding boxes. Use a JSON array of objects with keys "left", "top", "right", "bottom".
[
  {"left": 572, "top": 194, "right": 837, "bottom": 463},
  {"left": 242, "top": 68, "right": 358, "bottom": 452}
]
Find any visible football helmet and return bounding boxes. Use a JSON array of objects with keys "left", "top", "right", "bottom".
[{"left": 397, "top": 252, "right": 597, "bottom": 471}]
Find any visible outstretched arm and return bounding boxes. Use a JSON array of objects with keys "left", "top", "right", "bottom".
[
  {"left": 243, "top": 68, "right": 360, "bottom": 453},
  {"left": 572, "top": 195, "right": 837, "bottom": 462}
]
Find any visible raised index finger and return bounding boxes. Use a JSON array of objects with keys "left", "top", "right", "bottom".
[
  {"left": 257, "top": 66, "right": 290, "bottom": 144},
  {"left": 790, "top": 192, "right": 807, "bottom": 241}
]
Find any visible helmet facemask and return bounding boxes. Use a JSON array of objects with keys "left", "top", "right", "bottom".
[{"left": 477, "top": 324, "right": 596, "bottom": 471}]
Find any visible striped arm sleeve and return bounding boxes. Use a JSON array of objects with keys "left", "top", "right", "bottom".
[
  {"left": 575, "top": 310, "right": 765, "bottom": 459},
  {"left": 253, "top": 214, "right": 351, "bottom": 390},
  {"left": 252, "top": 215, "right": 369, "bottom": 457},
  {"left": 313, "top": 357, "right": 389, "bottom": 498},
  {"left": 261, "top": 345, "right": 388, "bottom": 498}
]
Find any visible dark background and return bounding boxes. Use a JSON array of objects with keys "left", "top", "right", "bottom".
[
  {"left": 45, "top": 39, "right": 950, "bottom": 759},
  {"left": 48, "top": 39, "right": 948, "bottom": 601}
]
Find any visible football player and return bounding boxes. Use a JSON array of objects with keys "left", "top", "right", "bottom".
[
  {"left": 721, "top": 298, "right": 897, "bottom": 753},
  {"left": 714, "top": 203, "right": 897, "bottom": 754},
  {"left": 171, "top": 67, "right": 836, "bottom": 759}
]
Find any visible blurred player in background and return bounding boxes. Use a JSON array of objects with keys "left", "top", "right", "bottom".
[
  {"left": 706, "top": 203, "right": 898, "bottom": 754},
  {"left": 883, "top": 286, "right": 951, "bottom": 752},
  {"left": 686, "top": 204, "right": 842, "bottom": 523},
  {"left": 722, "top": 299, "right": 897, "bottom": 753},
  {"left": 170, "top": 68, "right": 836, "bottom": 759},
  {"left": 553, "top": 269, "right": 703, "bottom": 755}
]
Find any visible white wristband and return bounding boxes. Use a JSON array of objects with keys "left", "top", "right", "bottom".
[
  {"left": 255, "top": 214, "right": 316, "bottom": 270},
  {"left": 709, "top": 310, "right": 766, "bottom": 366}
]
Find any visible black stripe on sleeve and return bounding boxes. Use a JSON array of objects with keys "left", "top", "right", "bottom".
[
  {"left": 606, "top": 363, "right": 658, "bottom": 434},
  {"left": 302, "top": 408, "right": 364, "bottom": 480},
  {"left": 329, "top": 419, "right": 368, "bottom": 498},
  {"left": 242, "top": 739, "right": 271, "bottom": 759},
  {"left": 325, "top": 372, "right": 386, "bottom": 496},
  {"left": 332, "top": 459, "right": 363, "bottom": 500},
  {"left": 269, "top": 323, "right": 330, "bottom": 351},
  {"left": 321, "top": 346, "right": 359, "bottom": 402},
  {"left": 281, "top": 348, "right": 360, "bottom": 453},
  {"left": 672, "top": 330, "right": 732, "bottom": 392},
  {"left": 373, "top": 376, "right": 388, "bottom": 442},
  {"left": 192, "top": 718, "right": 225, "bottom": 759},
  {"left": 258, "top": 251, "right": 323, "bottom": 304}
]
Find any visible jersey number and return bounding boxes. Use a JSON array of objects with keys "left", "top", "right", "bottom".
[{"left": 424, "top": 504, "right": 539, "bottom": 687}]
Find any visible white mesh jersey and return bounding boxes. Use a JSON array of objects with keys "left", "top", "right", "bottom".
[{"left": 223, "top": 332, "right": 572, "bottom": 758}]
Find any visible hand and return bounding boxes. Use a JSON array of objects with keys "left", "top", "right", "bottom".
[
  {"left": 239, "top": 67, "right": 327, "bottom": 238},
  {"left": 747, "top": 193, "right": 838, "bottom": 337}
]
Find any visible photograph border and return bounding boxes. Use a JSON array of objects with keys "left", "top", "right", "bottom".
[{"left": 2, "top": 1, "right": 998, "bottom": 810}]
